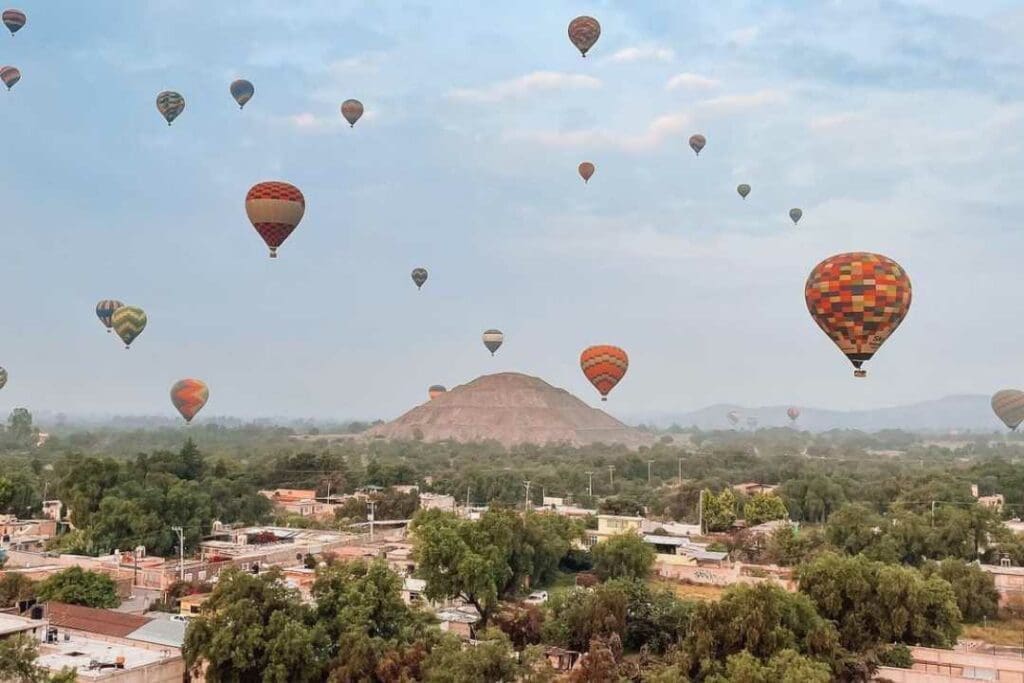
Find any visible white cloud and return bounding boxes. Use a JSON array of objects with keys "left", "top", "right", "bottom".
[
  {"left": 605, "top": 45, "right": 675, "bottom": 64},
  {"left": 665, "top": 72, "right": 720, "bottom": 91},
  {"left": 283, "top": 109, "right": 376, "bottom": 132},
  {"left": 809, "top": 112, "right": 864, "bottom": 131},
  {"left": 448, "top": 71, "right": 601, "bottom": 103},
  {"left": 727, "top": 26, "right": 760, "bottom": 46},
  {"left": 506, "top": 112, "right": 691, "bottom": 152},
  {"left": 696, "top": 89, "right": 787, "bottom": 114}
]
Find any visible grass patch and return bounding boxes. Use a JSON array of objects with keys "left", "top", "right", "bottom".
[
  {"left": 962, "top": 618, "right": 1024, "bottom": 646},
  {"left": 648, "top": 577, "right": 726, "bottom": 602}
]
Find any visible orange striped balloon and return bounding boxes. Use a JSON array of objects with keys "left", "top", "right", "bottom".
[
  {"left": 580, "top": 345, "right": 628, "bottom": 401},
  {"left": 170, "top": 379, "right": 209, "bottom": 423}
]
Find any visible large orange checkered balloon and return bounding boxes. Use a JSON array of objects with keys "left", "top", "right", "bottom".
[
  {"left": 245, "top": 181, "right": 305, "bottom": 258},
  {"left": 580, "top": 345, "right": 628, "bottom": 401},
  {"left": 170, "top": 379, "right": 209, "bottom": 423},
  {"left": 805, "top": 252, "right": 912, "bottom": 377}
]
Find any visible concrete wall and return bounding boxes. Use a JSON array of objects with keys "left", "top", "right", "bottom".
[
  {"left": 655, "top": 561, "right": 795, "bottom": 590},
  {"left": 69, "top": 658, "right": 186, "bottom": 683}
]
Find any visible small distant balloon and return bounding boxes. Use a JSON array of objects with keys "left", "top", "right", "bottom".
[
  {"left": 482, "top": 329, "right": 504, "bottom": 356},
  {"left": 746, "top": 416, "right": 758, "bottom": 430},
  {"left": 992, "top": 390, "right": 1024, "bottom": 431},
  {"left": 2, "top": 9, "right": 25, "bottom": 36},
  {"left": 787, "top": 407, "right": 800, "bottom": 422},
  {"left": 111, "top": 306, "right": 147, "bottom": 349},
  {"left": 0, "top": 66, "right": 20, "bottom": 90},
  {"left": 245, "top": 181, "right": 306, "bottom": 258},
  {"left": 737, "top": 184, "right": 751, "bottom": 199},
  {"left": 568, "top": 16, "right": 601, "bottom": 57},
  {"left": 578, "top": 162, "right": 595, "bottom": 184},
  {"left": 170, "top": 378, "right": 209, "bottom": 423},
  {"left": 726, "top": 411, "right": 740, "bottom": 426},
  {"left": 789, "top": 208, "right": 803, "bottom": 225},
  {"left": 95, "top": 300, "right": 124, "bottom": 333},
  {"left": 230, "top": 79, "right": 254, "bottom": 109},
  {"left": 428, "top": 385, "right": 447, "bottom": 400},
  {"left": 580, "top": 345, "right": 628, "bottom": 402},
  {"left": 0, "top": 367, "right": 8, "bottom": 390},
  {"left": 341, "top": 99, "right": 363, "bottom": 127},
  {"left": 689, "top": 134, "right": 706, "bottom": 156},
  {"left": 156, "top": 91, "right": 185, "bottom": 125},
  {"left": 411, "top": 268, "right": 428, "bottom": 290}
]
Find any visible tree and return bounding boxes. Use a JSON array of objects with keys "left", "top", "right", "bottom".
[
  {"left": 0, "top": 634, "right": 76, "bottom": 683},
  {"left": 183, "top": 568, "right": 328, "bottom": 682},
  {"left": 493, "top": 604, "right": 544, "bottom": 650},
  {"left": 421, "top": 629, "right": 522, "bottom": 683},
  {"left": 35, "top": 567, "right": 119, "bottom": 608},
  {"left": 411, "top": 508, "right": 577, "bottom": 628},
  {"left": 744, "top": 493, "right": 789, "bottom": 526},
  {"left": 764, "top": 526, "right": 828, "bottom": 566},
  {"left": 707, "top": 649, "right": 831, "bottom": 683},
  {"left": 569, "top": 635, "right": 622, "bottom": 683},
  {"left": 591, "top": 532, "right": 655, "bottom": 581},
  {"left": 921, "top": 559, "right": 999, "bottom": 623},
  {"left": 702, "top": 489, "right": 737, "bottom": 532},
  {"left": 542, "top": 583, "right": 628, "bottom": 653},
  {"left": 824, "top": 504, "right": 883, "bottom": 556},
  {"left": 7, "top": 408, "right": 37, "bottom": 448},
  {"left": 0, "top": 572, "right": 35, "bottom": 608}
]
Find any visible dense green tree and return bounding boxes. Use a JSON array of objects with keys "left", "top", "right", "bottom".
[
  {"left": 0, "top": 634, "right": 76, "bottom": 683},
  {"left": 35, "top": 567, "right": 119, "bottom": 608},
  {"left": 542, "top": 583, "right": 628, "bottom": 653},
  {"left": 591, "top": 533, "right": 655, "bottom": 581},
  {"left": 0, "top": 572, "right": 35, "bottom": 608},
  {"left": 921, "top": 559, "right": 999, "bottom": 623},
  {"left": 707, "top": 649, "right": 831, "bottom": 683},
  {"left": 764, "top": 526, "right": 829, "bottom": 566},
  {"left": 7, "top": 408, "right": 37, "bottom": 449},
  {"left": 183, "top": 568, "right": 329, "bottom": 682},
  {"left": 702, "top": 488, "right": 738, "bottom": 532},
  {"left": 569, "top": 635, "right": 623, "bottom": 683},
  {"left": 421, "top": 629, "right": 522, "bottom": 683},
  {"left": 743, "top": 492, "right": 789, "bottom": 526}
]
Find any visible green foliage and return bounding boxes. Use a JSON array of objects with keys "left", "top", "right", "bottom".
[
  {"left": 706, "top": 649, "right": 832, "bottom": 683},
  {"left": 743, "top": 492, "right": 788, "bottom": 526},
  {"left": 591, "top": 532, "right": 655, "bottom": 581},
  {"left": 0, "top": 572, "right": 36, "bottom": 608},
  {"left": 421, "top": 629, "right": 523, "bottom": 683},
  {"left": 702, "top": 488, "right": 738, "bottom": 532},
  {"left": 7, "top": 408, "right": 38, "bottom": 449},
  {"left": 764, "top": 526, "right": 828, "bottom": 566},
  {"left": 35, "top": 567, "right": 119, "bottom": 608},
  {"left": 877, "top": 643, "right": 913, "bottom": 668},
  {"left": 0, "top": 634, "right": 76, "bottom": 683},
  {"left": 797, "top": 552, "right": 961, "bottom": 650},
  {"left": 921, "top": 559, "right": 1000, "bottom": 623}
]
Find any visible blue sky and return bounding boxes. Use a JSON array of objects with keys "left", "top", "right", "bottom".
[{"left": 3, "top": 0, "right": 1024, "bottom": 421}]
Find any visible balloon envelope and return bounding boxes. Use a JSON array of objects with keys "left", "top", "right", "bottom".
[
  {"left": 689, "top": 134, "right": 706, "bottom": 155},
  {"left": 230, "top": 79, "right": 254, "bottom": 109},
  {"left": 787, "top": 407, "right": 800, "bottom": 422},
  {"left": 95, "top": 300, "right": 124, "bottom": 332},
  {"left": 789, "top": 208, "right": 803, "bottom": 225},
  {"left": 111, "top": 306, "right": 147, "bottom": 348},
  {"left": 580, "top": 345, "right": 628, "bottom": 401},
  {"left": 0, "top": 66, "right": 20, "bottom": 90},
  {"left": 2, "top": 9, "right": 25, "bottom": 35},
  {"left": 726, "top": 411, "right": 740, "bottom": 426},
  {"left": 992, "top": 390, "right": 1024, "bottom": 430},
  {"left": 0, "top": 367, "right": 8, "bottom": 390},
  {"left": 170, "top": 379, "right": 209, "bottom": 423},
  {"left": 737, "top": 184, "right": 751, "bottom": 199},
  {"left": 411, "top": 268, "right": 428, "bottom": 289},
  {"left": 156, "top": 91, "right": 185, "bottom": 125},
  {"left": 578, "top": 162, "right": 595, "bottom": 183},
  {"left": 568, "top": 16, "right": 601, "bottom": 57},
  {"left": 428, "top": 385, "right": 446, "bottom": 400},
  {"left": 245, "top": 181, "right": 305, "bottom": 258},
  {"left": 805, "top": 252, "right": 911, "bottom": 377},
  {"left": 341, "top": 99, "right": 363, "bottom": 127},
  {"left": 482, "top": 329, "right": 504, "bottom": 355}
]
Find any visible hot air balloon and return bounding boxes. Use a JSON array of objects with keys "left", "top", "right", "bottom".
[
  {"left": 805, "top": 252, "right": 912, "bottom": 378},
  {"left": 992, "top": 390, "right": 1024, "bottom": 431},
  {"left": 428, "top": 385, "right": 447, "bottom": 400},
  {"left": 2, "top": 9, "right": 25, "bottom": 35},
  {"left": 170, "top": 378, "right": 209, "bottom": 423},
  {"left": 245, "top": 181, "right": 305, "bottom": 258},
  {"left": 726, "top": 411, "right": 740, "bottom": 426},
  {"left": 156, "top": 91, "right": 185, "bottom": 125},
  {"left": 230, "top": 79, "right": 254, "bottom": 109},
  {"left": 580, "top": 345, "right": 628, "bottom": 402},
  {"left": 746, "top": 417, "right": 759, "bottom": 430},
  {"left": 95, "top": 300, "right": 124, "bottom": 333},
  {"left": 578, "top": 162, "right": 595, "bottom": 184},
  {"left": 737, "top": 184, "right": 751, "bottom": 199},
  {"left": 568, "top": 16, "right": 601, "bottom": 57},
  {"left": 789, "top": 208, "right": 803, "bottom": 225},
  {"left": 341, "top": 99, "right": 363, "bottom": 127},
  {"left": 689, "top": 134, "right": 706, "bottom": 156},
  {"left": 0, "top": 367, "right": 8, "bottom": 390},
  {"left": 787, "top": 407, "right": 800, "bottom": 422},
  {"left": 482, "top": 329, "right": 504, "bottom": 355},
  {"left": 111, "top": 306, "right": 147, "bottom": 349},
  {"left": 411, "top": 268, "right": 428, "bottom": 290},
  {"left": 0, "top": 66, "right": 19, "bottom": 90}
]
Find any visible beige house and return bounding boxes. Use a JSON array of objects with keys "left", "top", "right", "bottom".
[{"left": 584, "top": 514, "right": 643, "bottom": 547}]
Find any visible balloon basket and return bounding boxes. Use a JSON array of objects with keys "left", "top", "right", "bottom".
[{"left": 854, "top": 370, "right": 866, "bottom": 378}]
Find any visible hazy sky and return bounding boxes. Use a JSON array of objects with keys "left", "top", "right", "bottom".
[{"left": 4, "top": 0, "right": 1024, "bottom": 421}]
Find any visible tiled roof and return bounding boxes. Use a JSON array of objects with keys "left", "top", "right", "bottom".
[{"left": 46, "top": 602, "right": 149, "bottom": 638}]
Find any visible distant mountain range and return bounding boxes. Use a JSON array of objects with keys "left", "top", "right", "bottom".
[{"left": 630, "top": 394, "right": 1001, "bottom": 433}]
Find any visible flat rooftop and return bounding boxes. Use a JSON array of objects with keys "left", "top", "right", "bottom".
[
  {"left": 37, "top": 637, "right": 178, "bottom": 678},
  {"left": 0, "top": 612, "right": 42, "bottom": 636}
]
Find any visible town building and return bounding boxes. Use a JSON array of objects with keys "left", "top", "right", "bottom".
[
  {"left": 0, "top": 611, "right": 47, "bottom": 642},
  {"left": 980, "top": 563, "right": 1024, "bottom": 606},
  {"left": 583, "top": 514, "right": 644, "bottom": 547},
  {"left": 732, "top": 482, "right": 778, "bottom": 496},
  {"left": 419, "top": 493, "right": 457, "bottom": 512},
  {"left": 877, "top": 645, "right": 1024, "bottom": 682},
  {"left": 178, "top": 592, "right": 210, "bottom": 618}
]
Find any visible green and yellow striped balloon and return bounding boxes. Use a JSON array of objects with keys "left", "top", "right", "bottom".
[{"left": 111, "top": 306, "right": 147, "bottom": 349}]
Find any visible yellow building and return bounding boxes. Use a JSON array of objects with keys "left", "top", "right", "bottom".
[{"left": 179, "top": 592, "right": 211, "bottom": 617}]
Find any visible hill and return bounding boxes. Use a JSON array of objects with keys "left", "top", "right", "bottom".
[{"left": 364, "top": 372, "right": 655, "bottom": 448}]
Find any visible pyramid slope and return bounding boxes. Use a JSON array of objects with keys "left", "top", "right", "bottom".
[{"left": 366, "top": 372, "right": 652, "bottom": 448}]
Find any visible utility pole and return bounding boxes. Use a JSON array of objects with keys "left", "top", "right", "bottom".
[
  {"left": 678, "top": 458, "right": 683, "bottom": 486},
  {"left": 367, "top": 501, "right": 376, "bottom": 542},
  {"left": 523, "top": 481, "right": 532, "bottom": 511},
  {"left": 171, "top": 526, "right": 184, "bottom": 582},
  {"left": 697, "top": 491, "right": 704, "bottom": 536},
  {"left": 585, "top": 471, "right": 594, "bottom": 498},
  {"left": 647, "top": 460, "right": 655, "bottom": 484},
  {"left": 608, "top": 465, "right": 615, "bottom": 487},
  {"left": 465, "top": 486, "right": 471, "bottom": 512}
]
